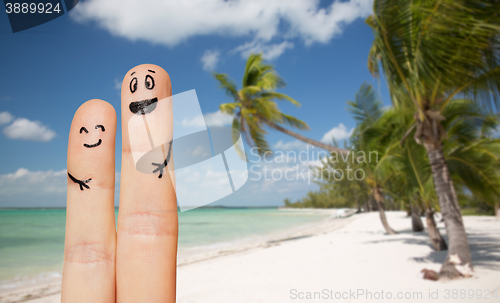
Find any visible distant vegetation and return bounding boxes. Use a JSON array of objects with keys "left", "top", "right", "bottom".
[{"left": 284, "top": 192, "right": 355, "bottom": 209}]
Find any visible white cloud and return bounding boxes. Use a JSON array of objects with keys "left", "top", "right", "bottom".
[
  {"left": 3, "top": 118, "right": 56, "bottom": 142},
  {"left": 0, "top": 168, "right": 67, "bottom": 197},
  {"left": 114, "top": 78, "right": 122, "bottom": 90},
  {"left": 182, "top": 110, "right": 233, "bottom": 127},
  {"left": 201, "top": 49, "right": 220, "bottom": 71},
  {"left": 192, "top": 145, "right": 211, "bottom": 158},
  {"left": 321, "top": 123, "right": 353, "bottom": 143},
  {"left": 233, "top": 41, "right": 294, "bottom": 60},
  {"left": 181, "top": 114, "right": 205, "bottom": 128},
  {"left": 204, "top": 110, "right": 234, "bottom": 126},
  {"left": 174, "top": 161, "right": 238, "bottom": 210},
  {"left": 71, "top": 0, "right": 373, "bottom": 49},
  {"left": 0, "top": 111, "right": 13, "bottom": 125},
  {"left": 0, "top": 168, "right": 122, "bottom": 207}
]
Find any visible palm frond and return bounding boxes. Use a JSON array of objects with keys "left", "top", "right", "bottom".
[
  {"left": 213, "top": 73, "right": 239, "bottom": 101},
  {"left": 369, "top": 0, "right": 500, "bottom": 110},
  {"left": 219, "top": 102, "right": 242, "bottom": 115},
  {"left": 260, "top": 92, "right": 301, "bottom": 107},
  {"left": 280, "top": 113, "right": 310, "bottom": 130},
  {"left": 347, "top": 83, "right": 383, "bottom": 126},
  {"left": 240, "top": 86, "right": 262, "bottom": 96},
  {"left": 447, "top": 140, "right": 500, "bottom": 205}
]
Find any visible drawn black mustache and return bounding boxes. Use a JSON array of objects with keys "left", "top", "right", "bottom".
[{"left": 129, "top": 97, "right": 158, "bottom": 115}]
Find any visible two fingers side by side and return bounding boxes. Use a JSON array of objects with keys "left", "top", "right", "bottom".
[{"left": 61, "top": 99, "right": 117, "bottom": 303}]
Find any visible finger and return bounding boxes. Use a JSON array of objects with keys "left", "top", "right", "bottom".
[
  {"left": 116, "top": 64, "right": 178, "bottom": 303},
  {"left": 61, "top": 99, "right": 117, "bottom": 303}
]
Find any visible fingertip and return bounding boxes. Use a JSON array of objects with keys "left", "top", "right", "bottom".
[
  {"left": 63, "top": 99, "right": 118, "bottom": 302},
  {"left": 73, "top": 99, "right": 117, "bottom": 126},
  {"left": 69, "top": 99, "right": 116, "bottom": 142},
  {"left": 68, "top": 99, "right": 117, "bottom": 188},
  {"left": 121, "top": 64, "right": 171, "bottom": 111}
]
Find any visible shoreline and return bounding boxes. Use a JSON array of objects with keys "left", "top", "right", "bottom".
[
  {"left": 177, "top": 208, "right": 356, "bottom": 266},
  {"left": 1, "top": 211, "right": 499, "bottom": 303},
  {"left": 0, "top": 208, "right": 348, "bottom": 303}
]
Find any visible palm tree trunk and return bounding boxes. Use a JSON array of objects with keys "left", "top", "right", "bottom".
[
  {"left": 411, "top": 195, "right": 424, "bottom": 232},
  {"left": 370, "top": 196, "right": 378, "bottom": 211},
  {"left": 405, "top": 200, "right": 411, "bottom": 216},
  {"left": 496, "top": 204, "right": 500, "bottom": 218},
  {"left": 411, "top": 204, "right": 424, "bottom": 232},
  {"left": 262, "top": 120, "right": 349, "bottom": 155},
  {"left": 356, "top": 198, "right": 362, "bottom": 213},
  {"left": 373, "top": 188, "right": 397, "bottom": 235},
  {"left": 426, "top": 209, "right": 448, "bottom": 251},
  {"left": 425, "top": 143, "right": 472, "bottom": 279},
  {"left": 365, "top": 199, "right": 371, "bottom": 212}
]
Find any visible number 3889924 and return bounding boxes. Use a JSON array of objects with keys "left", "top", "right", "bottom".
[{"left": 5, "top": 3, "right": 62, "bottom": 14}]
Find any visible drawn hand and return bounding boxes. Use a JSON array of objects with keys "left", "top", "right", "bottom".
[
  {"left": 152, "top": 141, "right": 173, "bottom": 178},
  {"left": 67, "top": 172, "right": 91, "bottom": 190},
  {"left": 152, "top": 160, "right": 167, "bottom": 178}
]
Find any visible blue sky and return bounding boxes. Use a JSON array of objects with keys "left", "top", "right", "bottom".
[{"left": 0, "top": 0, "right": 391, "bottom": 207}]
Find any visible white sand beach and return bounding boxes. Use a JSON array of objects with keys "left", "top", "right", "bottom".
[{"left": 1, "top": 211, "right": 499, "bottom": 303}]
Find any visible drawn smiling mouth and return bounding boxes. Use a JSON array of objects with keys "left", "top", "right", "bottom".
[
  {"left": 84, "top": 139, "right": 102, "bottom": 148},
  {"left": 129, "top": 97, "right": 158, "bottom": 115}
]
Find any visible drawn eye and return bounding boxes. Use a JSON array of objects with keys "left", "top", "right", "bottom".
[
  {"left": 95, "top": 125, "right": 105, "bottom": 132},
  {"left": 79, "top": 127, "right": 88, "bottom": 134},
  {"left": 130, "top": 77, "right": 138, "bottom": 93},
  {"left": 145, "top": 75, "right": 155, "bottom": 90}
]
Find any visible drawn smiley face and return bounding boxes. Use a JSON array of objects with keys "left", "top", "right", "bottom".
[
  {"left": 80, "top": 124, "right": 105, "bottom": 148},
  {"left": 128, "top": 69, "right": 158, "bottom": 115},
  {"left": 124, "top": 65, "right": 171, "bottom": 117}
]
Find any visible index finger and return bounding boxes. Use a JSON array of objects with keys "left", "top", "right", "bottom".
[
  {"left": 61, "top": 99, "right": 117, "bottom": 303},
  {"left": 116, "top": 64, "right": 178, "bottom": 303}
]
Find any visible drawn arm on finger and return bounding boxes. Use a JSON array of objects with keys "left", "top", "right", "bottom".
[
  {"left": 152, "top": 140, "right": 173, "bottom": 179},
  {"left": 68, "top": 172, "right": 92, "bottom": 191}
]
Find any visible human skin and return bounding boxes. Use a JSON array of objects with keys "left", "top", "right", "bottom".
[
  {"left": 62, "top": 99, "right": 117, "bottom": 303},
  {"left": 117, "top": 64, "right": 178, "bottom": 303},
  {"left": 61, "top": 64, "right": 178, "bottom": 303}
]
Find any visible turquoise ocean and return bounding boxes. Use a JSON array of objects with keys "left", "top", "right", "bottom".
[{"left": 0, "top": 208, "right": 328, "bottom": 288}]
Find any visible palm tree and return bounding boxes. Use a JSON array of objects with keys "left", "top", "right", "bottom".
[
  {"left": 366, "top": 0, "right": 500, "bottom": 279},
  {"left": 347, "top": 83, "right": 398, "bottom": 234},
  {"left": 371, "top": 98, "right": 448, "bottom": 247},
  {"left": 383, "top": 106, "right": 449, "bottom": 249},
  {"left": 383, "top": 146, "right": 425, "bottom": 232},
  {"left": 355, "top": 84, "right": 500, "bottom": 250},
  {"left": 214, "top": 53, "right": 348, "bottom": 155},
  {"left": 441, "top": 101, "right": 500, "bottom": 214},
  {"left": 381, "top": 95, "right": 500, "bottom": 251}
]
